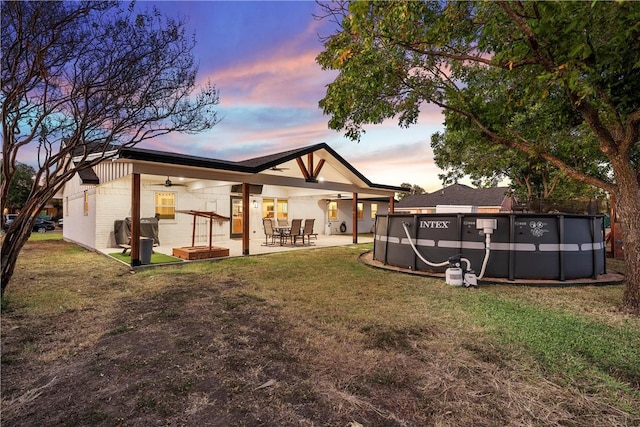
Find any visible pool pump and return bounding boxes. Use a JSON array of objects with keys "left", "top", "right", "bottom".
[{"left": 445, "top": 255, "right": 478, "bottom": 288}]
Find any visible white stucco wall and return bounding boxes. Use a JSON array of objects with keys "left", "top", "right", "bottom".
[
  {"left": 95, "top": 177, "right": 133, "bottom": 248},
  {"left": 287, "top": 196, "right": 326, "bottom": 235},
  {"left": 157, "top": 184, "right": 233, "bottom": 248},
  {"left": 61, "top": 173, "right": 97, "bottom": 250},
  {"left": 329, "top": 200, "right": 389, "bottom": 235}
]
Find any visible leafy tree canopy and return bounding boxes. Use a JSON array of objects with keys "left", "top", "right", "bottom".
[
  {"left": 5, "top": 163, "right": 35, "bottom": 212},
  {"left": 397, "top": 182, "right": 425, "bottom": 200}
]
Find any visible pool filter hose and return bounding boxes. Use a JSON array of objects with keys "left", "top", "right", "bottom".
[
  {"left": 401, "top": 221, "right": 492, "bottom": 283},
  {"left": 401, "top": 221, "right": 469, "bottom": 269}
]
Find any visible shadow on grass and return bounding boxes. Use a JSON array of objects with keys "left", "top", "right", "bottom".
[{"left": 109, "top": 252, "right": 183, "bottom": 265}]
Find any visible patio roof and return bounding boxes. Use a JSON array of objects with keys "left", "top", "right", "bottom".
[{"left": 116, "top": 143, "right": 404, "bottom": 198}]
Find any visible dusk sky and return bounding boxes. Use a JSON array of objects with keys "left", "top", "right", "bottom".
[{"left": 139, "top": 1, "right": 447, "bottom": 191}]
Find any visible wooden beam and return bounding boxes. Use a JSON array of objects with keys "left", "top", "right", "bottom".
[
  {"left": 313, "top": 158, "right": 326, "bottom": 178},
  {"left": 352, "top": 192, "right": 358, "bottom": 244},
  {"left": 295, "top": 157, "right": 310, "bottom": 180},
  {"left": 242, "top": 183, "right": 250, "bottom": 255},
  {"left": 307, "top": 153, "right": 314, "bottom": 175},
  {"left": 389, "top": 196, "right": 395, "bottom": 214},
  {"left": 131, "top": 173, "right": 141, "bottom": 266}
]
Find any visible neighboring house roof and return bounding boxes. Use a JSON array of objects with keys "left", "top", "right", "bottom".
[{"left": 396, "top": 184, "right": 512, "bottom": 208}]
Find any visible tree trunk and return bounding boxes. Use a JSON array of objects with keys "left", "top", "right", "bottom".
[
  {"left": 1, "top": 222, "right": 33, "bottom": 296},
  {"left": 611, "top": 157, "right": 640, "bottom": 314},
  {"left": 1, "top": 194, "right": 54, "bottom": 296}
]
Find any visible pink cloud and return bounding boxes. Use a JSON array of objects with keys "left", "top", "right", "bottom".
[{"left": 203, "top": 49, "right": 331, "bottom": 109}]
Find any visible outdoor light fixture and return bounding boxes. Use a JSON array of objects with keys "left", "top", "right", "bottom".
[{"left": 252, "top": 200, "right": 258, "bottom": 209}]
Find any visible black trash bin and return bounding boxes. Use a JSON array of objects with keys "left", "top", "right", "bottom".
[{"left": 140, "top": 237, "right": 153, "bottom": 264}]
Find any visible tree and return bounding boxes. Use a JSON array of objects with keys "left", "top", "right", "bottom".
[
  {"left": 316, "top": 1, "right": 640, "bottom": 313},
  {"left": 5, "top": 162, "right": 35, "bottom": 212},
  {"left": 1, "top": 1, "right": 220, "bottom": 293},
  {"left": 431, "top": 130, "right": 607, "bottom": 213},
  {"left": 397, "top": 182, "right": 425, "bottom": 200}
]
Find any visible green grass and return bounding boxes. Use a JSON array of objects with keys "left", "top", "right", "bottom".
[
  {"left": 28, "top": 230, "right": 63, "bottom": 241},
  {"left": 467, "top": 294, "right": 640, "bottom": 386},
  {"left": 109, "top": 251, "right": 183, "bottom": 265}
]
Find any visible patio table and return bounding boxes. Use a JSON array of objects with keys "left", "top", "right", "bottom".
[{"left": 274, "top": 225, "right": 291, "bottom": 245}]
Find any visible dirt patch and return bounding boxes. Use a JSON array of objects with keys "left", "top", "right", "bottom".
[{"left": 2, "top": 276, "right": 336, "bottom": 426}]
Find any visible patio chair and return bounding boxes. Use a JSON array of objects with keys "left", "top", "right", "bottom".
[
  {"left": 283, "top": 218, "right": 303, "bottom": 246},
  {"left": 262, "top": 218, "right": 283, "bottom": 246},
  {"left": 302, "top": 219, "right": 317, "bottom": 245}
]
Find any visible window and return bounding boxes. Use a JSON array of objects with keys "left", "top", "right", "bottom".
[
  {"left": 328, "top": 201, "right": 338, "bottom": 221},
  {"left": 262, "top": 198, "right": 287, "bottom": 220},
  {"left": 155, "top": 192, "right": 175, "bottom": 219},
  {"left": 262, "top": 198, "right": 275, "bottom": 218},
  {"left": 371, "top": 203, "right": 378, "bottom": 219},
  {"left": 277, "top": 199, "right": 288, "bottom": 221},
  {"left": 357, "top": 202, "right": 364, "bottom": 219},
  {"left": 83, "top": 191, "right": 89, "bottom": 216}
]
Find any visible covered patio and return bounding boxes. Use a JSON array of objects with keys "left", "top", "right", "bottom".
[
  {"left": 98, "top": 233, "right": 374, "bottom": 263},
  {"left": 115, "top": 143, "right": 400, "bottom": 266}
]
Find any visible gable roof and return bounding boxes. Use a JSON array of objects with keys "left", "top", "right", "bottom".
[
  {"left": 397, "top": 184, "right": 511, "bottom": 208},
  {"left": 117, "top": 143, "right": 404, "bottom": 194}
]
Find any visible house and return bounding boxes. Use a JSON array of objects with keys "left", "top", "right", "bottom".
[
  {"left": 395, "top": 183, "right": 516, "bottom": 214},
  {"left": 61, "top": 143, "right": 404, "bottom": 262}
]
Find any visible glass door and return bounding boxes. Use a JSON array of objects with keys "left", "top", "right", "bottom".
[{"left": 231, "top": 197, "right": 243, "bottom": 238}]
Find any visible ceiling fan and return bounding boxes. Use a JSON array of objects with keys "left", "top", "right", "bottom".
[
  {"left": 152, "top": 176, "right": 187, "bottom": 187},
  {"left": 270, "top": 166, "right": 290, "bottom": 172}
]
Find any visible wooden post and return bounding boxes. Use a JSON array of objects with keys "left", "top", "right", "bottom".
[
  {"left": 389, "top": 195, "right": 395, "bottom": 214},
  {"left": 352, "top": 192, "right": 358, "bottom": 244},
  {"left": 131, "top": 173, "right": 141, "bottom": 266},
  {"left": 242, "top": 183, "right": 250, "bottom": 255},
  {"left": 209, "top": 216, "right": 213, "bottom": 251},
  {"left": 191, "top": 215, "right": 197, "bottom": 247}
]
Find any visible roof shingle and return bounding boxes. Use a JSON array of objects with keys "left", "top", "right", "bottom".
[{"left": 397, "top": 184, "right": 511, "bottom": 208}]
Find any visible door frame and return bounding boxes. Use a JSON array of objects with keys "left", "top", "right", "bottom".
[{"left": 230, "top": 195, "right": 243, "bottom": 239}]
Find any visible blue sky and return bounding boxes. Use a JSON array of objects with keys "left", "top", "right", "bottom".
[{"left": 135, "top": 2, "right": 447, "bottom": 190}]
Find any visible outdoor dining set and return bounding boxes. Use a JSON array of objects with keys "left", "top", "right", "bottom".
[{"left": 262, "top": 218, "right": 317, "bottom": 246}]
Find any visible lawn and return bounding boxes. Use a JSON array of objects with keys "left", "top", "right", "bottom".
[{"left": 1, "top": 236, "right": 638, "bottom": 426}]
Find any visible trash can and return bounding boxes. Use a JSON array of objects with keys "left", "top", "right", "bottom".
[{"left": 140, "top": 237, "right": 153, "bottom": 264}]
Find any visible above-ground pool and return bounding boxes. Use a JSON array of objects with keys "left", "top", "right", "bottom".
[{"left": 374, "top": 213, "right": 606, "bottom": 281}]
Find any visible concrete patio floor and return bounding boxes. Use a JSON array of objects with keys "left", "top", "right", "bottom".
[{"left": 98, "top": 234, "right": 374, "bottom": 263}]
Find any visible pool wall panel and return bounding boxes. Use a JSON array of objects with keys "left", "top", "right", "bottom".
[{"left": 373, "top": 213, "right": 605, "bottom": 282}]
